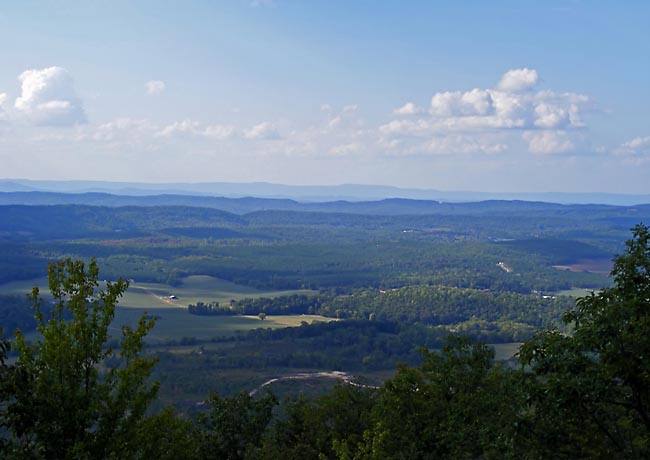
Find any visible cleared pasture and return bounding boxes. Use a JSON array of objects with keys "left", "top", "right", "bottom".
[
  {"left": 489, "top": 342, "right": 522, "bottom": 361},
  {"left": 0, "top": 274, "right": 315, "bottom": 309},
  {"left": 112, "top": 308, "right": 333, "bottom": 343},
  {"left": 0, "top": 275, "right": 324, "bottom": 342},
  {"left": 556, "top": 287, "right": 597, "bottom": 298}
]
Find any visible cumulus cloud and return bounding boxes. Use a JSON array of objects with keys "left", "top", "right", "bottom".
[
  {"left": 145, "top": 80, "right": 165, "bottom": 95},
  {"left": 14, "top": 67, "right": 86, "bottom": 126},
  {"left": 380, "top": 69, "right": 590, "bottom": 155},
  {"left": 524, "top": 131, "right": 575, "bottom": 154},
  {"left": 394, "top": 102, "right": 425, "bottom": 116},
  {"left": 496, "top": 68, "right": 538, "bottom": 92},
  {"left": 244, "top": 121, "right": 281, "bottom": 140},
  {"left": 430, "top": 89, "right": 494, "bottom": 117}
]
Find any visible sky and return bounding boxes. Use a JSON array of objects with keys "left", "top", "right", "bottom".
[{"left": 0, "top": 0, "right": 649, "bottom": 193}]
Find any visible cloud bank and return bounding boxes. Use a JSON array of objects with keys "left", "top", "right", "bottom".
[{"left": 2, "top": 67, "right": 608, "bottom": 162}]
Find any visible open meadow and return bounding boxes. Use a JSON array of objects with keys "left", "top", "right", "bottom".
[{"left": 0, "top": 274, "right": 324, "bottom": 342}]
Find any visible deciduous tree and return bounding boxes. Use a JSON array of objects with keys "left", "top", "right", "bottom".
[
  {"left": 519, "top": 224, "right": 650, "bottom": 458},
  {"left": 0, "top": 259, "right": 161, "bottom": 459}
]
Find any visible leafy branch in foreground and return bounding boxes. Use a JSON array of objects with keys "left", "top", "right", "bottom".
[
  {"left": 0, "top": 259, "right": 177, "bottom": 460},
  {"left": 519, "top": 224, "right": 650, "bottom": 459}
]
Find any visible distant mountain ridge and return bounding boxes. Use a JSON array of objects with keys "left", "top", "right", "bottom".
[
  {"left": 1, "top": 191, "right": 650, "bottom": 216},
  {"left": 1, "top": 179, "right": 649, "bottom": 206}
]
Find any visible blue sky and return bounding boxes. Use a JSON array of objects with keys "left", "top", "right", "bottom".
[{"left": 0, "top": 1, "right": 648, "bottom": 193}]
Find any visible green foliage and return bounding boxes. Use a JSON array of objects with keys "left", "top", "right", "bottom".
[
  {"left": 519, "top": 224, "right": 650, "bottom": 458},
  {"left": 196, "top": 391, "right": 277, "bottom": 460},
  {"left": 253, "top": 385, "right": 375, "bottom": 460},
  {"left": 0, "top": 259, "right": 163, "bottom": 460},
  {"left": 232, "top": 285, "right": 574, "bottom": 342},
  {"left": 188, "top": 301, "right": 227, "bottom": 316},
  {"left": 0, "top": 202, "right": 616, "bottom": 291},
  {"left": 0, "top": 294, "right": 36, "bottom": 334},
  {"left": 341, "top": 337, "right": 526, "bottom": 460}
]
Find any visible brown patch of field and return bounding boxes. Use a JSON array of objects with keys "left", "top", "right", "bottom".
[{"left": 553, "top": 258, "right": 612, "bottom": 275}]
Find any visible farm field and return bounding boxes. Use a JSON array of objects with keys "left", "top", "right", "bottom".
[
  {"left": 552, "top": 257, "right": 613, "bottom": 275},
  {"left": 490, "top": 342, "right": 522, "bottom": 361},
  {"left": 120, "top": 275, "right": 316, "bottom": 309},
  {"left": 0, "top": 274, "right": 315, "bottom": 310},
  {"left": 113, "top": 308, "right": 334, "bottom": 343},
  {"left": 556, "top": 287, "right": 598, "bottom": 297},
  {"left": 0, "top": 274, "right": 323, "bottom": 343}
]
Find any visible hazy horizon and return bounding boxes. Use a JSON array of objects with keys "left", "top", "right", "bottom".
[{"left": 1, "top": 1, "right": 648, "bottom": 193}]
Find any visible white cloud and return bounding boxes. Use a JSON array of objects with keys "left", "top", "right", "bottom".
[
  {"left": 430, "top": 89, "right": 494, "bottom": 117},
  {"left": 496, "top": 68, "right": 538, "bottom": 92},
  {"left": 145, "top": 80, "right": 165, "bottom": 95},
  {"left": 14, "top": 66, "right": 86, "bottom": 126},
  {"left": 0, "top": 93, "right": 9, "bottom": 122},
  {"left": 326, "top": 105, "right": 362, "bottom": 130},
  {"left": 89, "top": 118, "right": 155, "bottom": 143},
  {"left": 328, "top": 116, "right": 342, "bottom": 129},
  {"left": 490, "top": 91, "right": 534, "bottom": 127},
  {"left": 616, "top": 136, "right": 650, "bottom": 156},
  {"left": 394, "top": 102, "right": 424, "bottom": 116},
  {"left": 244, "top": 121, "right": 281, "bottom": 140},
  {"left": 157, "top": 119, "right": 202, "bottom": 137},
  {"left": 524, "top": 131, "right": 575, "bottom": 154},
  {"left": 377, "top": 137, "right": 402, "bottom": 151},
  {"left": 625, "top": 136, "right": 650, "bottom": 150},
  {"left": 157, "top": 119, "right": 235, "bottom": 140},
  {"left": 534, "top": 103, "right": 570, "bottom": 129},
  {"left": 381, "top": 69, "right": 590, "bottom": 155},
  {"left": 423, "top": 135, "right": 507, "bottom": 155},
  {"left": 204, "top": 124, "right": 236, "bottom": 140}
]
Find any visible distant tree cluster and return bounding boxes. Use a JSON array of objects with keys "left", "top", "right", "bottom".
[{"left": 188, "top": 301, "right": 230, "bottom": 316}]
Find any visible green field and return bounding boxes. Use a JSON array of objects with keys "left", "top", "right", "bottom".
[
  {"left": 120, "top": 275, "right": 315, "bottom": 309},
  {"left": 0, "top": 274, "right": 315, "bottom": 308},
  {"left": 113, "top": 308, "right": 333, "bottom": 343},
  {"left": 1, "top": 275, "right": 323, "bottom": 342},
  {"left": 555, "top": 287, "right": 597, "bottom": 298},
  {"left": 490, "top": 342, "right": 522, "bottom": 361}
]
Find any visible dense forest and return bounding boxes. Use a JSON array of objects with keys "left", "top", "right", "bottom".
[
  {"left": 1, "top": 195, "right": 650, "bottom": 458},
  {"left": 1, "top": 224, "right": 650, "bottom": 458}
]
